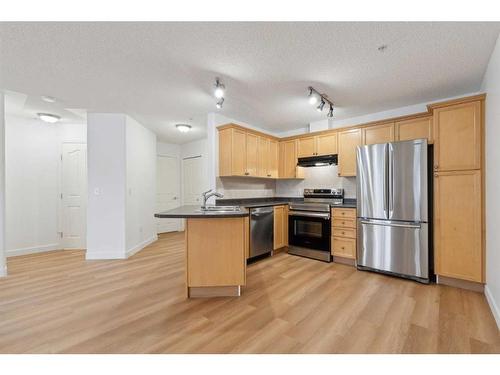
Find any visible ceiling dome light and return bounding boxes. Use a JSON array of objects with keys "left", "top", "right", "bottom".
[
  {"left": 316, "top": 99, "right": 325, "bottom": 112},
  {"left": 216, "top": 97, "right": 224, "bottom": 109},
  {"left": 37, "top": 113, "right": 61, "bottom": 123},
  {"left": 176, "top": 124, "right": 192, "bottom": 133},
  {"left": 214, "top": 78, "right": 225, "bottom": 99},
  {"left": 327, "top": 104, "right": 334, "bottom": 118}
]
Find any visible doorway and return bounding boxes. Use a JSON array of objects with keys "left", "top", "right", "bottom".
[
  {"left": 182, "top": 156, "right": 206, "bottom": 205},
  {"left": 156, "top": 154, "right": 181, "bottom": 233},
  {"left": 61, "top": 143, "right": 87, "bottom": 249}
]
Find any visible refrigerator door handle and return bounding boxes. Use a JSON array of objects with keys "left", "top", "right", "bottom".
[
  {"left": 360, "top": 220, "right": 421, "bottom": 229},
  {"left": 383, "top": 144, "right": 389, "bottom": 219},
  {"left": 388, "top": 143, "right": 394, "bottom": 217}
]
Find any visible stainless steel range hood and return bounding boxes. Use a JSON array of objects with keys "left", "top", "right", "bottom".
[{"left": 297, "top": 154, "right": 338, "bottom": 167}]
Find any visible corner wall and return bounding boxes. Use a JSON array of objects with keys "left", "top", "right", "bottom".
[
  {"left": 481, "top": 32, "right": 500, "bottom": 329},
  {"left": 0, "top": 92, "right": 6, "bottom": 276}
]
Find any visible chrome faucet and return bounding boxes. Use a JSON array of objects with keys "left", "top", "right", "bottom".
[{"left": 201, "top": 189, "right": 224, "bottom": 209}]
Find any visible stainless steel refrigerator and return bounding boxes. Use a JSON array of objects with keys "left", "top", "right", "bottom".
[{"left": 356, "top": 139, "right": 429, "bottom": 282}]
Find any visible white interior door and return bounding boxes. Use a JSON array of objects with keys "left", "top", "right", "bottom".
[
  {"left": 182, "top": 156, "right": 206, "bottom": 205},
  {"left": 157, "top": 155, "right": 181, "bottom": 233},
  {"left": 61, "top": 143, "right": 87, "bottom": 249}
]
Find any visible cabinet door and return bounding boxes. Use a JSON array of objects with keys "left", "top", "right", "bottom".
[
  {"left": 231, "top": 129, "right": 247, "bottom": 176},
  {"left": 434, "top": 170, "right": 483, "bottom": 282},
  {"left": 363, "top": 122, "right": 395, "bottom": 145},
  {"left": 396, "top": 117, "right": 433, "bottom": 143},
  {"left": 218, "top": 128, "right": 232, "bottom": 176},
  {"left": 338, "top": 129, "right": 362, "bottom": 177},
  {"left": 257, "top": 136, "right": 269, "bottom": 177},
  {"left": 297, "top": 136, "right": 316, "bottom": 157},
  {"left": 434, "top": 101, "right": 481, "bottom": 171},
  {"left": 273, "top": 205, "right": 285, "bottom": 249},
  {"left": 316, "top": 133, "right": 337, "bottom": 156},
  {"left": 268, "top": 139, "right": 279, "bottom": 178},
  {"left": 245, "top": 133, "right": 258, "bottom": 176},
  {"left": 279, "top": 140, "right": 298, "bottom": 178}
]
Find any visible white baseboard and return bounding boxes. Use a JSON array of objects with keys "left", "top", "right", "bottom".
[
  {"left": 6, "top": 243, "right": 61, "bottom": 257},
  {"left": 485, "top": 285, "right": 500, "bottom": 330},
  {"left": 126, "top": 235, "right": 158, "bottom": 258}
]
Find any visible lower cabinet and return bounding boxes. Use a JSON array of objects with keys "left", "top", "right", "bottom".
[
  {"left": 331, "top": 208, "right": 357, "bottom": 260},
  {"left": 434, "top": 170, "right": 483, "bottom": 282},
  {"left": 274, "top": 205, "right": 288, "bottom": 250}
]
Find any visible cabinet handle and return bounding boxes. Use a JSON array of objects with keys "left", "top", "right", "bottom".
[
  {"left": 245, "top": 172, "right": 249, "bottom": 175},
  {"left": 434, "top": 173, "right": 438, "bottom": 177},
  {"left": 434, "top": 165, "right": 438, "bottom": 170},
  {"left": 267, "top": 174, "right": 271, "bottom": 177},
  {"left": 341, "top": 246, "right": 345, "bottom": 250}
]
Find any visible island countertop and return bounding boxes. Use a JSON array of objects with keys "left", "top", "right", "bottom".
[{"left": 154, "top": 205, "right": 249, "bottom": 219}]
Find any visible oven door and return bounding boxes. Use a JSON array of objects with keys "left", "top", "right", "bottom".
[{"left": 288, "top": 211, "right": 331, "bottom": 251}]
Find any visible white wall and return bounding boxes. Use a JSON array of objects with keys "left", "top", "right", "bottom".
[
  {"left": 5, "top": 115, "right": 60, "bottom": 256},
  {"left": 481, "top": 33, "right": 500, "bottom": 329},
  {"left": 86, "top": 113, "right": 128, "bottom": 259},
  {"left": 87, "top": 113, "right": 157, "bottom": 260},
  {"left": 125, "top": 117, "right": 157, "bottom": 256},
  {"left": 181, "top": 138, "right": 211, "bottom": 199},
  {"left": 0, "top": 92, "right": 6, "bottom": 276}
]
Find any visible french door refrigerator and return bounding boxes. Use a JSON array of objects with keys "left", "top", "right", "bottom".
[{"left": 356, "top": 139, "right": 429, "bottom": 283}]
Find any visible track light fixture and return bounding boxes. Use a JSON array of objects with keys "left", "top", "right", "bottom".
[
  {"left": 307, "top": 86, "right": 334, "bottom": 118},
  {"left": 214, "top": 78, "right": 225, "bottom": 108},
  {"left": 327, "top": 104, "right": 334, "bottom": 118}
]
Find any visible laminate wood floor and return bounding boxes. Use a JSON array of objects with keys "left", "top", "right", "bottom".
[{"left": 1, "top": 232, "right": 499, "bottom": 354}]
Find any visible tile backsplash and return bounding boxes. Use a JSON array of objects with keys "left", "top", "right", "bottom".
[
  {"left": 216, "top": 165, "right": 356, "bottom": 199},
  {"left": 276, "top": 165, "right": 356, "bottom": 198}
]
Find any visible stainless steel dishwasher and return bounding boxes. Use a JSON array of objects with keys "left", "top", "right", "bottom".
[{"left": 249, "top": 207, "right": 274, "bottom": 258}]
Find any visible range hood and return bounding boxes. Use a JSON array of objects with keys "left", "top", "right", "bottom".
[{"left": 297, "top": 154, "right": 338, "bottom": 167}]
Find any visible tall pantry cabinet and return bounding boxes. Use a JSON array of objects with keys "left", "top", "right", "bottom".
[{"left": 431, "top": 97, "right": 485, "bottom": 283}]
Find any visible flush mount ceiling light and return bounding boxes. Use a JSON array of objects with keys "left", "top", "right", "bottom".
[
  {"left": 41, "top": 95, "right": 56, "bottom": 103},
  {"left": 176, "top": 124, "right": 192, "bottom": 133},
  {"left": 214, "top": 78, "right": 225, "bottom": 99},
  {"left": 37, "top": 113, "right": 60, "bottom": 123},
  {"left": 308, "top": 86, "right": 334, "bottom": 118}
]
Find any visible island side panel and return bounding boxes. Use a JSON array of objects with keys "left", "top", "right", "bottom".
[{"left": 186, "top": 217, "right": 246, "bottom": 288}]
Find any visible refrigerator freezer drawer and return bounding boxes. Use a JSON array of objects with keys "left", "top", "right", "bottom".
[{"left": 357, "top": 219, "right": 429, "bottom": 280}]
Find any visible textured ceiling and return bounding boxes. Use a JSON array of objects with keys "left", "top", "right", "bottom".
[{"left": 1, "top": 22, "right": 499, "bottom": 143}]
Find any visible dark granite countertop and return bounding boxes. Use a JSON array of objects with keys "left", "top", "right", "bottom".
[
  {"left": 155, "top": 205, "right": 249, "bottom": 219},
  {"left": 216, "top": 197, "right": 357, "bottom": 209}
]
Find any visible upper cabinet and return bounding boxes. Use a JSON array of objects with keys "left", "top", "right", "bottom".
[
  {"left": 433, "top": 100, "right": 482, "bottom": 172},
  {"left": 338, "top": 128, "right": 362, "bottom": 177},
  {"left": 395, "top": 116, "right": 433, "bottom": 143},
  {"left": 218, "top": 125, "right": 279, "bottom": 178},
  {"left": 297, "top": 133, "right": 337, "bottom": 157},
  {"left": 362, "top": 122, "right": 395, "bottom": 145},
  {"left": 279, "top": 140, "right": 303, "bottom": 179}
]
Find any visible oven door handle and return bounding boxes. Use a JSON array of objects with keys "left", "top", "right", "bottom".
[{"left": 288, "top": 211, "right": 330, "bottom": 219}]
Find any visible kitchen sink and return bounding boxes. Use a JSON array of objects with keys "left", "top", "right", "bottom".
[{"left": 197, "top": 206, "right": 242, "bottom": 213}]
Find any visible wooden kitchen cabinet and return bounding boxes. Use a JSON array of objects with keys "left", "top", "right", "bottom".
[
  {"left": 268, "top": 140, "right": 279, "bottom": 178},
  {"left": 434, "top": 170, "right": 483, "bottom": 282},
  {"left": 218, "top": 127, "right": 247, "bottom": 176},
  {"left": 362, "top": 122, "right": 395, "bottom": 145},
  {"left": 395, "top": 116, "right": 433, "bottom": 143},
  {"left": 245, "top": 133, "right": 258, "bottom": 176},
  {"left": 297, "top": 133, "right": 337, "bottom": 157},
  {"left": 257, "top": 136, "right": 269, "bottom": 177},
  {"left": 297, "top": 136, "right": 316, "bottom": 157},
  {"left": 273, "top": 205, "right": 288, "bottom": 250},
  {"left": 279, "top": 140, "right": 303, "bottom": 179},
  {"left": 331, "top": 208, "right": 357, "bottom": 260},
  {"left": 433, "top": 100, "right": 482, "bottom": 171},
  {"left": 338, "top": 128, "right": 362, "bottom": 177},
  {"left": 316, "top": 133, "right": 337, "bottom": 156}
]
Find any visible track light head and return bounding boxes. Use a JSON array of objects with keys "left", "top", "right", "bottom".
[
  {"left": 327, "top": 104, "right": 334, "bottom": 118},
  {"left": 214, "top": 78, "right": 225, "bottom": 99},
  {"left": 308, "top": 88, "right": 318, "bottom": 105},
  {"left": 216, "top": 97, "right": 224, "bottom": 109},
  {"left": 316, "top": 98, "right": 325, "bottom": 112}
]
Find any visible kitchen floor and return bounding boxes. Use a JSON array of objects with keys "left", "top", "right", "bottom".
[{"left": 0, "top": 232, "right": 499, "bottom": 354}]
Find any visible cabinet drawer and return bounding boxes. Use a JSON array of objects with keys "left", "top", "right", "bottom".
[
  {"left": 332, "top": 218, "right": 356, "bottom": 228},
  {"left": 332, "top": 227, "right": 356, "bottom": 239},
  {"left": 332, "top": 208, "right": 356, "bottom": 219},
  {"left": 331, "top": 237, "right": 356, "bottom": 259}
]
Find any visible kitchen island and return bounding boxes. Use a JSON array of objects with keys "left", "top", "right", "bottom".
[{"left": 155, "top": 205, "right": 249, "bottom": 298}]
